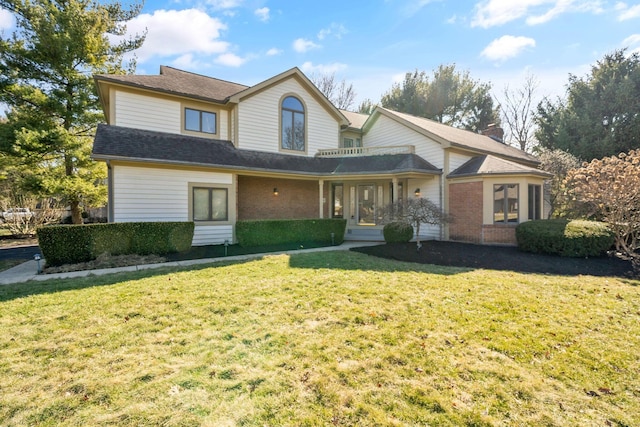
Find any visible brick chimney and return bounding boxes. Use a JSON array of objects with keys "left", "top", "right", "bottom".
[{"left": 481, "top": 123, "right": 504, "bottom": 143}]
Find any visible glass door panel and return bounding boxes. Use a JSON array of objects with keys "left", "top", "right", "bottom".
[{"left": 358, "top": 184, "right": 376, "bottom": 225}]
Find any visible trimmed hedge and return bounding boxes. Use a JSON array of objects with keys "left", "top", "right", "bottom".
[
  {"left": 383, "top": 221, "right": 414, "bottom": 243},
  {"left": 516, "top": 219, "right": 614, "bottom": 257},
  {"left": 236, "top": 219, "right": 346, "bottom": 247},
  {"left": 38, "top": 222, "right": 194, "bottom": 266}
]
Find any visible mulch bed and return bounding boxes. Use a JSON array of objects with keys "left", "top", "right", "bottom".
[{"left": 351, "top": 241, "right": 638, "bottom": 278}]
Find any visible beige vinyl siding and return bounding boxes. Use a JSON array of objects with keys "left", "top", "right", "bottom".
[
  {"left": 408, "top": 178, "right": 441, "bottom": 240},
  {"left": 449, "top": 151, "right": 474, "bottom": 172},
  {"left": 112, "top": 165, "right": 234, "bottom": 246},
  {"left": 114, "top": 91, "right": 181, "bottom": 133},
  {"left": 365, "top": 115, "right": 444, "bottom": 168},
  {"left": 237, "top": 78, "right": 339, "bottom": 155},
  {"left": 218, "top": 110, "right": 229, "bottom": 140}
]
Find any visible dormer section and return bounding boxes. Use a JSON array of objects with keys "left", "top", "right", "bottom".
[{"left": 94, "top": 66, "right": 248, "bottom": 141}]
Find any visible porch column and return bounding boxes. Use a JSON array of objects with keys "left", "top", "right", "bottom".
[
  {"left": 319, "top": 179, "right": 324, "bottom": 219},
  {"left": 392, "top": 177, "right": 399, "bottom": 204}
]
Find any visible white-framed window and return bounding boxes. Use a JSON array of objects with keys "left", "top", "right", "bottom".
[
  {"left": 494, "top": 184, "right": 519, "bottom": 224},
  {"left": 192, "top": 187, "right": 228, "bottom": 221},
  {"left": 281, "top": 96, "right": 305, "bottom": 151},
  {"left": 342, "top": 137, "right": 362, "bottom": 148},
  {"left": 185, "top": 108, "right": 216, "bottom": 134}
]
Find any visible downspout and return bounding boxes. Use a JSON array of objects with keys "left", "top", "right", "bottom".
[{"left": 106, "top": 160, "right": 114, "bottom": 223}]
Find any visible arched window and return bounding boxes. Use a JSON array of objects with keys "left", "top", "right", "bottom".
[{"left": 281, "top": 96, "right": 305, "bottom": 151}]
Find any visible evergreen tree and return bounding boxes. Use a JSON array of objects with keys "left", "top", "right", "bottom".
[
  {"left": 380, "top": 64, "right": 500, "bottom": 132},
  {"left": 0, "top": 0, "right": 145, "bottom": 223},
  {"left": 535, "top": 49, "right": 640, "bottom": 161}
]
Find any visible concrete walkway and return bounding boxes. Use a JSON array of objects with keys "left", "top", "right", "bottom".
[{"left": 0, "top": 242, "right": 379, "bottom": 286}]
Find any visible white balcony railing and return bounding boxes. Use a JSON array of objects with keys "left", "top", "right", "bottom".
[{"left": 315, "top": 145, "right": 415, "bottom": 158}]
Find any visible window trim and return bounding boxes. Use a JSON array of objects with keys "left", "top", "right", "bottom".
[
  {"left": 279, "top": 94, "right": 307, "bottom": 154},
  {"left": 188, "top": 182, "right": 234, "bottom": 226},
  {"left": 182, "top": 106, "right": 218, "bottom": 137}
]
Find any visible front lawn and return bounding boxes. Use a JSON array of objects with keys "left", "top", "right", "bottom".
[{"left": 1, "top": 251, "right": 638, "bottom": 425}]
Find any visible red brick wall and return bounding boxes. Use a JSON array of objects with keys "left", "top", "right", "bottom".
[
  {"left": 482, "top": 225, "right": 517, "bottom": 245},
  {"left": 449, "top": 181, "right": 483, "bottom": 244},
  {"left": 238, "top": 176, "right": 327, "bottom": 220}
]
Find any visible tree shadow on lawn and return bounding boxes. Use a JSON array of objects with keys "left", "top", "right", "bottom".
[{"left": 350, "top": 241, "right": 638, "bottom": 279}]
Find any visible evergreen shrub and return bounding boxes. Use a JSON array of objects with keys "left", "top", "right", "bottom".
[
  {"left": 516, "top": 219, "right": 614, "bottom": 257},
  {"left": 383, "top": 221, "right": 414, "bottom": 243},
  {"left": 236, "top": 219, "right": 346, "bottom": 247},
  {"left": 37, "top": 222, "right": 194, "bottom": 266}
]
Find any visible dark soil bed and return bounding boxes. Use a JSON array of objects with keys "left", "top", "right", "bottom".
[{"left": 351, "top": 241, "right": 638, "bottom": 278}]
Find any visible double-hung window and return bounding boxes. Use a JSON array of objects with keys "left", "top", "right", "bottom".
[
  {"left": 185, "top": 108, "right": 216, "bottom": 134},
  {"left": 281, "top": 96, "right": 305, "bottom": 151},
  {"left": 193, "top": 187, "right": 228, "bottom": 221}
]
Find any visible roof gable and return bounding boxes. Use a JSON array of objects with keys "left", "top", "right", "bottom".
[
  {"left": 366, "top": 107, "right": 539, "bottom": 166},
  {"left": 228, "top": 67, "right": 349, "bottom": 127}
]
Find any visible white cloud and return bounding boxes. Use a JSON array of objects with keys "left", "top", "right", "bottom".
[
  {"left": 206, "top": 0, "right": 243, "bottom": 10},
  {"left": 623, "top": 34, "right": 640, "bottom": 46},
  {"left": 300, "top": 61, "right": 348, "bottom": 74},
  {"left": 317, "top": 23, "right": 347, "bottom": 40},
  {"left": 266, "top": 47, "right": 282, "bottom": 56},
  {"left": 623, "top": 34, "right": 640, "bottom": 54},
  {"left": 481, "top": 35, "right": 536, "bottom": 61},
  {"left": 472, "top": 0, "right": 603, "bottom": 28},
  {"left": 617, "top": 3, "right": 640, "bottom": 20},
  {"left": 293, "top": 38, "right": 321, "bottom": 53},
  {"left": 123, "top": 9, "right": 229, "bottom": 63},
  {"left": 0, "top": 9, "right": 14, "bottom": 30},
  {"left": 171, "top": 54, "right": 202, "bottom": 70},
  {"left": 254, "top": 7, "right": 270, "bottom": 22},
  {"left": 215, "top": 52, "right": 246, "bottom": 67},
  {"left": 401, "top": 0, "right": 440, "bottom": 17}
]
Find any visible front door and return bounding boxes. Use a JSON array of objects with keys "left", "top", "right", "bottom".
[{"left": 357, "top": 184, "right": 376, "bottom": 225}]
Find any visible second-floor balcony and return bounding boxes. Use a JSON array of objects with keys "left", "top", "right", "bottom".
[{"left": 316, "top": 145, "right": 415, "bottom": 158}]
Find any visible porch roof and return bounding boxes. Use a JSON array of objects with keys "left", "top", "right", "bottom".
[
  {"left": 448, "top": 155, "right": 552, "bottom": 178},
  {"left": 92, "top": 124, "right": 441, "bottom": 177}
]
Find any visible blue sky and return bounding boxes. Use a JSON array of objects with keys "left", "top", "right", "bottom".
[{"left": 2, "top": 0, "right": 640, "bottom": 109}]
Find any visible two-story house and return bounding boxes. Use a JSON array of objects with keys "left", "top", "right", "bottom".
[{"left": 92, "top": 66, "right": 550, "bottom": 246}]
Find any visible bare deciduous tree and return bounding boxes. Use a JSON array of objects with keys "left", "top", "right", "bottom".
[
  {"left": 564, "top": 149, "right": 640, "bottom": 263},
  {"left": 310, "top": 72, "right": 356, "bottom": 110},
  {"left": 380, "top": 198, "right": 452, "bottom": 250},
  {"left": 537, "top": 148, "right": 580, "bottom": 218},
  {"left": 501, "top": 73, "right": 539, "bottom": 152}
]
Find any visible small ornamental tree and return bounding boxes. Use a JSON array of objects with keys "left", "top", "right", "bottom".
[
  {"left": 380, "top": 198, "right": 452, "bottom": 250},
  {"left": 563, "top": 149, "right": 640, "bottom": 260}
]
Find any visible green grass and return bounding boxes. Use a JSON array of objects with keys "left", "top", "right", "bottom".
[{"left": 1, "top": 251, "right": 639, "bottom": 426}]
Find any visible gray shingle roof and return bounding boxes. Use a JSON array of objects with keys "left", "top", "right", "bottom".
[
  {"left": 448, "top": 155, "right": 552, "bottom": 178},
  {"left": 94, "top": 66, "right": 248, "bottom": 103},
  {"left": 92, "top": 124, "right": 441, "bottom": 177}
]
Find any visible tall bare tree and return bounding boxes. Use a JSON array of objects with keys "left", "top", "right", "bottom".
[
  {"left": 501, "top": 73, "right": 539, "bottom": 152},
  {"left": 310, "top": 72, "right": 356, "bottom": 110}
]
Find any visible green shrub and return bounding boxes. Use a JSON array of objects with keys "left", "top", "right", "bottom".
[
  {"left": 236, "top": 219, "right": 346, "bottom": 247},
  {"left": 37, "top": 222, "right": 194, "bottom": 266},
  {"left": 383, "top": 221, "right": 414, "bottom": 243},
  {"left": 516, "top": 219, "right": 614, "bottom": 257}
]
